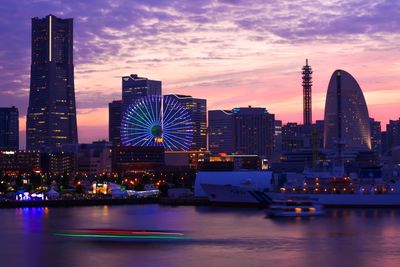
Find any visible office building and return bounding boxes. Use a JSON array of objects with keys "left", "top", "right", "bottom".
[
  {"left": 27, "top": 15, "right": 78, "bottom": 151},
  {"left": 386, "top": 118, "right": 400, "bottom": 152},
  {"left": 122, "top": 74, "right": 161, "bottom": 114},
  {"left": 166, "top": 95, "right": 207, "bottom": 151},
  {"left": 0, "top": 106, "right": 19, "bottom": 150},
  {"left": 208, "top": 110, "right": 235, "bottom": 155},
  {"left": 108, "top": 100, "right": 122, "bottom": 146},
  {"left": 208, "top": 107, "right": 275, "bottom": 158},
  {"left": 369, "top": 118, "right": 382, "bottom": 154}
]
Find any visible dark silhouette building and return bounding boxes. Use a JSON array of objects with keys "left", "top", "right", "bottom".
[
  {"left": 369, "top": 118, "right": 382, "bottom": 154},
  {"left": 165, "top": 95, "right": 207, "bottom": 151},
  {"left": 302, "top": 59, "right": 312, "bottom": 125},
  {"left": 27, "top": 15, "right": 78, "bottom": 151},
  {"left": 386, "top": 118, "right": 400, "bottom": 152},
  {"left": 108, "top": 100, "right": 122, "bottom": 146},
  {"left": 323, "top": 70, "right": 371, "bottom": 152},
  {"left": 0, "top": 106, "right": 19, "bottom": 150}
]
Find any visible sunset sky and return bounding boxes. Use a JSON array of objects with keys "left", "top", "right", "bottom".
[{"left": 0, "top": 0, "right": 399, "bottom": 147}]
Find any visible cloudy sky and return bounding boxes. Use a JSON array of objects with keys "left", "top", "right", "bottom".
[{"left": 0, "top": 0, "right": 399, "bottom": 146}]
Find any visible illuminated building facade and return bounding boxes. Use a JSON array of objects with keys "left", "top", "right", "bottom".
[
  {"left": 323, "top": 70, "right": 371, "bottom": 152},
  {"left": 0, "top": 106, "right": 19, "bottom": 150},
  {"left": 165, "top": 95, "right": 207, "bottom": 151},
  {"left": 27, "top": 15, "right": 78, "bottom": 151}
]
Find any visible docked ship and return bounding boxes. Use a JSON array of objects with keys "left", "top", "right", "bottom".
[{"left": 195, "top": 171, "right": 273, "bottom": 205}]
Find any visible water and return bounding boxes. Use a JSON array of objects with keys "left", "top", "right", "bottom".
[{"left": 0, "top": 205, "right": 399, "bottom": 267}]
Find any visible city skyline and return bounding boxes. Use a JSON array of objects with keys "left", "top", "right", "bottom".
[{"left": 0, "top": 1, "right": 399, "bottom": 147}]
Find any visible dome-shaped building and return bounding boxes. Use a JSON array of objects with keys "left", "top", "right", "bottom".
[{"left": 323, "top": 70, "right": 371, "bottom": 151}]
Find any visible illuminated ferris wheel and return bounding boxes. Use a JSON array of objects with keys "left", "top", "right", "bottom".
[{"left": 120, "top": 95, "right": 193, "bottom": 150}]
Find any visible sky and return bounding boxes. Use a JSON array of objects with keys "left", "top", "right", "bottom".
[{"left": 0, "top": 0, "right": 399, "bottom": 147}]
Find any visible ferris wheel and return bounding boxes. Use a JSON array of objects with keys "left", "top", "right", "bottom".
[{"left": 120, "top": 95, "right": 193, "bottom": 150}]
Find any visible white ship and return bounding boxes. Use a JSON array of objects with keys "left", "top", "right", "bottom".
[{"left": 195, "top": 171, "right": 273, "bottom": 204}]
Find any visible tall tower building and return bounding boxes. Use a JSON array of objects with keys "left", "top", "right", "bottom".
[
  {"left": 166, "top": 95, "right": 207, "bottom": 151},
  {"left": 0, "top": 106, "right": 19, "bottom": 150},
  {"left": 302, "top": 59, "right": 312, "bottom": 125},
  {"left": 109, "top": 100, "right": 122, "bottom": 146},
  {"left": 27, "top": 15, "right": 78, "bottom": 151},
  {"left": 323, "top": 70, "right": 371, "bottom": 152},
  {"left": 122, "top": 74, "right": 161, "bottom": 114}
]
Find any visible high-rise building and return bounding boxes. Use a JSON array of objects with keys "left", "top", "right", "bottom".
[
  {"left": 302, "top": 59, "right": 312, "bottom": 125},
  {"left": 369, "top": 118, "right": 382, "bottom": 154},
  {"left": 386, "top": 118, "right": 400, "bottom": 152},
  {"left": 166, "top": 95, "right": 207, "bottom": 151},
  {"left": 234, "top": 107, "right": 275, "bottom": 159},
  {"left": 108, "top": 100, "right": 122, "bottom": 146},
  {"left": 282, "top": 122, "right": 303, "bottom": 153},
  {"left": 0, "top": 106, "right": 19, "bottom": 150},
  {"left": 122, "top": 74, "right": 161, "bottom": 114},
  {"left": 208, "top": 107, "right": 275, "bottom": 159},
  {"left": 323, "top": 70, "right": 371, "bottom": 152},
  {"left": 208, "top": 110, "right": 235, "bottom": 155},
  {"left": 27, "top": 15, "right": 78, "bottom": 151}
]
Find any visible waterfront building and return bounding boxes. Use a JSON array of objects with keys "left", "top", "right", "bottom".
[
  {"left": 62, "top": 141, "right": 112, "bottom": 176},
  {"left": 233, "top": 107, "right": 275, "bottom": 159},
  {"left": 208, "top": 107, "right": 275, "bottom": 159},
  {"left": 27, "top": 15, "right": 78, "bottom": 151},
  {"left": 165, "top": 95, "right": 207, "bottom": 151},
  {"left": 164, "top": 150, "right": 210, "bottom": 170},
  {"left": 208, "top": 110, "right": 234, "bottom": 155},
  {"left": 108, "top": 100, "right": 122, "bottom": 146},
  {"left": 323, "top": 70, "right": 371, "bottom": 152},
  {"left": 282, "top": 122, "right": 303, "bottom": 153},
  {"left": 386, "top": 118, "right": 400, "bottom": 152},
  {"left": 122, "top": 74, "right": 161, "bottom": 115},
  {"left": 273, "top": 120, "right": 283, "bottom": 155},
  {"left": 0, "top": 150, "right": 41, "bottom": 174},
  {"left": 369, "top": 118, "right": 382, "bottom": 154},
  {"left": 40, "top": 152, "right": 75, "bottom": 175},
  {"left": 302, "top": 59, "right": 313, "bottom": 125},
  {"left": 0, "top": 106, "right": 19, "bottom": 150},
  {"left": 111, "top": 146, "right": 165, "bottom": 173}
]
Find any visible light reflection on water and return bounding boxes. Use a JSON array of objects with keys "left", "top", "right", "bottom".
[{"left": 1, "top": 205, "right": 400, "bottom": 267}]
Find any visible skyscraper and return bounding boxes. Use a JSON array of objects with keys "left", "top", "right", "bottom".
[
  {"left": 323, "top": 70, "right": 371, "bottom": 152},
  {"left": 108, "top": 100, "right": 122, "bottom": 146},
  {"left": 302, "top": 59, "right": 312, "bottom": 125},
  {"left": 122, "top": 74, "right": 161, "bottom": 114},
  {"left": 233, "top": 107, "right": 275, "bottom": 158},
  {"left": 208, "top": 107, "right": 275, "bottom": 158},
  {"left": 208, "top": 110, "right": 235, "bottom": 155},
  {"left": 166, "top": 95, "right": 207, "bottom": 151},
  {"left": 0, "top": 106, "right": 19, "bottom": 150},
  {"left": 27, "top": 15, "right": 78, "bottom": 151}
]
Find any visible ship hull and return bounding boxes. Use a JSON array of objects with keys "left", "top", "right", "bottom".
[
  {"left": 266, "top": 192, "right": 400, "bottom": 208},
  {"left": 200, "top": 183, "right": 260, "bottom": 204}
]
